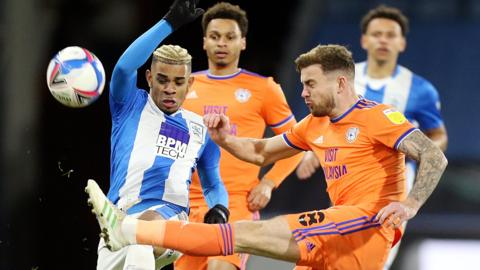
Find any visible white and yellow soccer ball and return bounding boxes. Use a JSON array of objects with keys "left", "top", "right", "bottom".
[{"left": 46, "top": 46, "right": 105, "bottom": 108}]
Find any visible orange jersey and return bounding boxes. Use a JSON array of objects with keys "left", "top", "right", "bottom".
[
  {"left": 183, "top": 69, "right": 297, "bottom": 207},
  {"left": 284, "top": 99, "right": 416, "bottom": 210}
]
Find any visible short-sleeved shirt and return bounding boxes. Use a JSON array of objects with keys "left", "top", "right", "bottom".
[
  {"left": 283, "top": 99, "right": 416, "bottom": 210},
  {"left": 355, "top": 62, "right": 443, "bottom": 131},
  {"left": 183, "top": 69, "right": 296, "bottom": 206}
]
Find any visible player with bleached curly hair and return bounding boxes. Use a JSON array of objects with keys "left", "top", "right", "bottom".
[{"left": 93, "top": 1, "right": 229, "bottom": 269}]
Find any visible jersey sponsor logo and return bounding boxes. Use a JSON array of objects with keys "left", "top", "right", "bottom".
[
  {"left": 234, "top": 88, "right": 251, "bottom": 103},
  {"left": 204, "top": 105, "right": 228, "bottom": 114},
  {"left": 298, "top": 211, "right": 325, "bottom": 226},
  {"left": 323, "top": 148, "right": 348, "bottom": 180},
  {"left": 156, "top": 122, "right": 190, "bottom": 160},
  {"left": 323, "top": 164, "right": 348, "bottom": 180},
  {"left": 345, "top": 127, "right": 359, "bottom": 143},
  {"left": 324, "top": 148, "right": 338, "bottom": 162},
  {"left": 156, "top": 135, "right": 188, "bottom": 159},
  {"left": 202, "top": 105, "right": 237, "bottom": 135},
  {"left": 383, "top": 108, "right": 407, "bottom": 125},
  {"left": 314, "top": 135, "right": 324, "bottom": 144}
]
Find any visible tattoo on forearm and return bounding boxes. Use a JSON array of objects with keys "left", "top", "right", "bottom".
[{"left": 398, "top": 130, "right": 448, "bottom": 207}]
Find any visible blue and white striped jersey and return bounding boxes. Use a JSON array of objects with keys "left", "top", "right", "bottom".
[
  {"left": 105, "top": 19, "right": 227, "bottom": 215},
  {"left": 108, "top": 90, "right": 221, "bottom": 210},
  {"left": 355, "top": 61, "right": 444, "bottom": 131}
]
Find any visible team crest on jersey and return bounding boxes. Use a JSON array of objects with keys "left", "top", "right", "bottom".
[
  {"left": 189, "top": 121, "right": 205, "bottom": 143},
  {"left": 234, "top": 88, "right": 251, "bottom": 103},
  {"left": 383, "top": 108, "right": 406, "bottom": 125},
  {"left": 345, "top": 127, "right": 359, "bottom": 143}
]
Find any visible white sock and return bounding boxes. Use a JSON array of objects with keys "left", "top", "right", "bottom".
[{"left": 121, "top": 216, "right": 139, "bottom": 244}]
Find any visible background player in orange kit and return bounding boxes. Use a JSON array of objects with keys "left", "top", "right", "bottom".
[
  {"left": 175, "top": 3, "right": 303, "bottom": 270},
  {"left": 87, "top": 44, "right": 448, "bottom": 270}
]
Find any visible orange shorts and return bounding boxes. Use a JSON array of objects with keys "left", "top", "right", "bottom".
[
  {"left": 175, "top": 199, "right": 259, "bottom": 270},
  {"left": 285, "top": 205, "right": 396, "bottom": 270}
]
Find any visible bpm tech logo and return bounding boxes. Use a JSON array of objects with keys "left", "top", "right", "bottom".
[{"left": 156, "top": 122, "right": 190, "bottom": 160}]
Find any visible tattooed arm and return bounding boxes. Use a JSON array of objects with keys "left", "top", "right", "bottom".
[{"left": 376, "top": 130, "right": 448, "bottom": 228}]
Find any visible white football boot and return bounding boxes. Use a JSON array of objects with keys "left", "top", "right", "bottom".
[{"left": 85, "top": 179, "right": 128, "bottom": 251}]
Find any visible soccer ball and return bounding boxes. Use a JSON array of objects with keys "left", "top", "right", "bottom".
[{"left": 46, "top": 46, "right": 105, "bottom": 108}]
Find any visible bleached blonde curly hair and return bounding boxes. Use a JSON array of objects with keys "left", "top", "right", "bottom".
[{"left": 152, "top": 45, "right": 192, "bottom": 68}]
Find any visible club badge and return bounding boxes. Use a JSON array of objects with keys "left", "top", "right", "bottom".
[
  {"left": 234, "top": 88, "right": 251, "bottom": 103},
  {"left": 346, "top": 127, "right": 359, "bottom": 143}
]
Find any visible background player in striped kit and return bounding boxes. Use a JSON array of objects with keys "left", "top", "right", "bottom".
[
  {"left": 96, "top": 1, "right": 229, "bottom": 269},
  {"left": 175, "top": 3, "right": 303, "bottom": 270},
  {"left": 86, "top": 44, "right": 447, "bottom": 270},
  {"left": 295, "top": 6, "right": 448, "bottom": 268}
]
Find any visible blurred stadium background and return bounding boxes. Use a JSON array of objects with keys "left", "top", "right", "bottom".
[{"left": 1, "top": 0, "right": 479, "bottom": 269}]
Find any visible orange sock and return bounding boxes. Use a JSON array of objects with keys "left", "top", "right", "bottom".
[{"left": 135, "top": 220, "right": 234, "bottom": 256}]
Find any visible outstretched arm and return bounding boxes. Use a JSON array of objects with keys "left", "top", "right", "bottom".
[
  {"left": 376, "top": 130, "right": 447, "bottom": 228},
  {"left": 204, "top": 113, "right": 301, "bottom": 166},
  {"left": 110, "top": 20, "right": 172, "bottom": 103},
  {"left": 110, "top": 0, "right": 204, "bottom": 103}
]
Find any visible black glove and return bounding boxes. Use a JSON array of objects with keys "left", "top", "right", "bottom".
[
  {"left": 204, "top": 204, "right": 230, "bottom": 224},
  {"left": 163, "top": 0, "right": 204, "bottom": 31}
]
